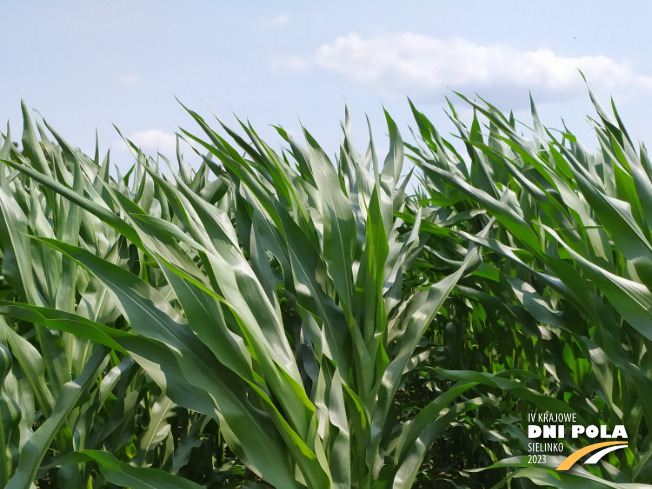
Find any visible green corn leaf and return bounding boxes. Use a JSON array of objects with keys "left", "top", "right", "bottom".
[
  {"left": 56, "top": 450, "right": 205, "bottom": 489},
  {"left": 6, "top": 347, "right": 108, "bottom": 489}
]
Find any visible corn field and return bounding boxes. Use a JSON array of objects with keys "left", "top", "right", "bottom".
[{"left": 0, "top": 90, "right": 651, "bottom": 488}]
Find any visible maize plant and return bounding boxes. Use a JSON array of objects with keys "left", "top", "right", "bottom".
[
  {"left": 0, "top": 101, "right": 499, "bottom": 488},
  {"left": 0, "top": 107, "right": 245, "bottom": 488},
  {"left": 405, "top": 90, "right": 652, "bottom": 487},
  {"left": 0, "top": 88, "right": 651, "bottom": 489}
]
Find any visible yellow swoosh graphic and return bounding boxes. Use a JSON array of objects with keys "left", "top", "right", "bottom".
[{"left": 556, "top": 441, "right": 626, "bottom": 470}]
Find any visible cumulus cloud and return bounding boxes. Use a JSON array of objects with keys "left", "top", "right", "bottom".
[
  {"left": 264, "top": 13, "right": 291, "bottom": 27},
  {"left": 270, "top": 54, "right": 309, "bottom": 71},
  {"left": 118, "top": 75, "right": 140, "bottom": 87},
  {"left": 275, "top": 33, "right": 652, "bottom": 105},
  {"left": 113, "top": 129, "right": 195, "bottom": 158}
]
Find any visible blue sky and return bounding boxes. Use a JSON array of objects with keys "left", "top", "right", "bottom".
[{"left": 2, "top": 1, "right": 652, "bottom": 171}]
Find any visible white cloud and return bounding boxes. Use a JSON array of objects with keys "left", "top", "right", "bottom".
[
  {"left": 275, "top": 33, "right": 652, "bottom": 105},
  {"left": 270, "top": 54, "right": 309, "bottom": 71},
  {"left": 118, "top": 75, "right": 140, "bottom": 87},
  {"left": 113, "top": 129, "right": 196, "bottom": 158},
  {"left": 264, "top": 13, "right": 291, "bottom": 27}
]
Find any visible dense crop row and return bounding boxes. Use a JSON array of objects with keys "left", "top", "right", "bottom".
[{"left": 0, "top": 91, "right": 650, "bottom": 488}]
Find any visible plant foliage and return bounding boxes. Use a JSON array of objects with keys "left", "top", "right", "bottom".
[{"left": 0, "top": 91, "right": 650, "bottom": 488}]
